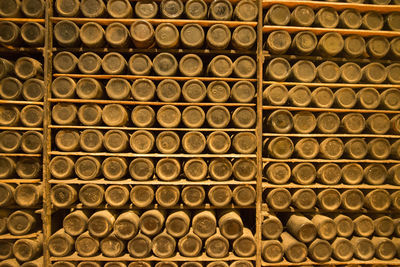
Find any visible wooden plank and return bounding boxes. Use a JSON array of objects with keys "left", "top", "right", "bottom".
[
  {"left": 63, "top": 203, "right": 256, "bottom": 210},
  {"left": 0, "top": 153, "right": 42, "bottom": 157},
  {"left": 0, "top": 100, "right": 44, "bottom": 105},
  {"left": 262, "top": 133, "right": 400, "bottom": 138},
  {"left": 49, "top": 178, "right": 257, "bottom": 185},
  {"left": 0, "top": 127, "right": 43, "bottom": 131},
  {"left": 0, "top": 179, "right": 41, "bottom": 184},
  {"left": 262, "top": 158, "right": 400, "bottom": 163},
  {"left": 262, "top": 105, "right": 400, "bottom": 114},
  {"left": 262, "top": 182, "right": 400, "bottom": 190},
  {"left": 262, "top": 0, "right": 400, "bottom": 13},
  {"left": 262, "top": 81, "right": 400, "bottom": 89},
  {"left": 49, "top": 125, "right": 256, "bottom": 132},
  {"left": 261, "top": 257, "right": 400, "bottom": 266},
  {"left": 49, "top": 151, "right": 257, "bottom": 158},
  {"left": 0, "top": 18, "right": 45, "bottom": 23},
  {"left": 0, "top": 232, "right": 41, "bottom": 240}
]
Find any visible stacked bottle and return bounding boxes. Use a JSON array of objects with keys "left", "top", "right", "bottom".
[
  {"left": 49, "top": 0, "right": 258, "bottom": 265},
  {"left": 262, "top": 1, "right": 400, "bottom": 265},
  {"left": 0, "top": 1, "right": 45, "bottom": 266}
]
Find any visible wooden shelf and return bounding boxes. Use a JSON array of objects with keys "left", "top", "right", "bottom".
[
  {"left": 262, "top": 25, "right": 400, "bottom": 37},
  {"left": 0, "top": 232, "right": 41, "bottom": 240},
  {"left": 53, "top": 47, "right": 256, "bottom": 55},
  {"left": 262, "top": 0, "right": 400, "bottom": 13},
  {"left": 261, "top": 257, "right": 400, "bottom": 266},
  {"left": 50, "top": 17, "right": 257, "bottom": 28},
  {"left": 0, "top": 179, "right": 41, "bottom": 184},
  {"left": 262, "top": 105, "right": 400, "bottom": 114},
  {"left": 0, "top": 127, "right": 43, "bottom": 131},
  {"left": 262, "top": 158, "right": 400, "bottom": 163},
  {"left": 0, "top": 100, "right": 44, "bottom": 105},
  {"left": 49, "top": 178, "right": 256, "bottom": 185},
  {"left": 0, "top": 18, "right": 45, "bottom": 23},
  {"left": 49, "top": 125, "right": 256, "bottom": 132},
  {"left": 0, "top": 46, "right": 44, "bottom": 53},
  {"left": 50, "top": 151, "right": 256, "bottom": 158},
  {"left": 53, "top": 73, "right": 257, "bottom": 82},
  {"left": 262, "top": 81, "right": 400, "bottom": 89},
  {"left": 262, "top": 133, "right": 400, "bottom": 138},
  {"left": 50, "top": 252, "right": 256, "bottom": 262},
  {"left": 58, "top": 203, "right": 256, "bottom": 210},
  {"left": 262, "top": 182, "right": 400, "bottom": 190},
  {"left": 0, "top": 153, "right": 42, "bottom": 157},
  {"left": 261, "top": 204, "right": 398, "bottom": 214},
  {"left": 48, "top": 98, "right": 256, "bottom": 107}
]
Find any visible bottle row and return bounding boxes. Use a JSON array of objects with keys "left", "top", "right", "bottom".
[
  {"left": 0, "top": 157, "right": 41, "bottom": 179},
  {"left": 0, "top": 183, "right": 42, "bottom": 208},
  {"left": 54, "top": 21, "right": 255, "bottom": 50},
  {"left": 53, "top": 51, "right": 256, "bottom": 78},
  {"left": 0, "top": 236, "right": 42, "bottom": 263},
  {"left": 49, "top": 156, "right": 255, "bottom": 182},
  {"left": 51, "top": 104, "right": 256, "bottom": 129},
  {"left": 52, "top": 77, "right": 255, "bottom": 103},
  {"left": 264, "top": 161, "right": 400, "bottom": 185},
  {"left": 48, "top": 209, "right": 254, "bottom": 258},
  {"left": 263, "top": 85, "right": 400, "bottom": 110},
  {"left": 264, "top": 4, "right": 400, "bottom": 31},
  {"left": 262, "top": 213, "right": 400, "bottom": 262},
  {"left": 265, "top": 136, "right": 400, "bottom": 160},
  {"left": 54, "top": 0, "right": 258, "bottom": 21},
  {"left": 54, "top": 129, "right": 256, "bottom": 154},
  {"left": 265, "top": 110, "right": 400, "bottom": 134},
  {"left": 265, "top": 30, "right": 400, "bottom": 59},
  {"left": 0, "top": 0, "right": 44, "bottom": 18},
  {"left": 0, "top": 57, "right": 43, "bottom": 81},
  {"left": 49, "top": 183, "right": 256, "bottom": 208},
  {"left": 0, "top": 77, "right": 44, "bottom": 101},
  {"left": 0, "top": 210, "right": 40, "bottom": 236},
  {"left": 0, "top": 131, "right": 42, "bottom": 154},
  {"left": 51, "top": 262, "right": 254, "bottom": 267},
  {"left": 265, "top": 187, "right": 397, "bottom": 212},
  {"left": 265, "top": 58, "right": 400, "bottom": 84},
  {"left": 0, "top": 105, "right": 43, "bottom": 127},
  {"left": 0, "top": 22, "right": 44, "bottom": 47},
  {"left": 316, "top": 0, "right": 399, "bottom": 4}
]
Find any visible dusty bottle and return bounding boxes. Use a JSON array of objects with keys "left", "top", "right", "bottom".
[
  {"left": 77, "top": 53, "right": 102, "bottom": 74},
  {"left": 344, "top": 35, "right": 366, "bottom": 58},
  {"left": 207, "top": 131, "right": 230, "bottom": 154},
  {"left": 293, "top": 111, "right": 316, "bottom": 134},
  {"left": 155, "top": 23, "right": 179, "bottom": 49},
  {"left": 20, "top": 256, "right": 44, "bottom": 267},
  {"left": 157, "top": 79, "right": 181, "bottom": 102},
  {"left": 266, "top": 163, "right": 291, "bottom": 185},
  {"left": 102, "top": 157, "right": 128, "bottom": 181},
  {"left": 105, "top": 23, "right": 130, "bottom": 48},
  {"left": 266, "top": 188, "right": 291, "bottom": 210},
  {"left": 342, "top": 189, "right": 364, "bottom": 212},
  {"left": 362, "top": 11, "right": 384, "bottom": 30},
  {"left": 107, "top": 0, "right": 132, "bottom": 18},
  {"left": 0, "top": 183, "right": 14, "bottom": 206},
  {"left": 63, "top": 210, "right": 89, "bottom": 237},
  {"left": 14, "top": 184, "right": 42, "bottom": 207},
  {"left": 287, "top": 214, "right": 317, "bottom": 243},
  {"left": 178, "top": 228, "right": 202, "bottom": 257},
  {"left": 54, "top": 20, "right": 80, "bottom": 47},
  {"left": 15, "top": 157, "right": 41, "bottom": 179},
  {"left": 130, "top": 20, "right": 154, "bottom": 49},
  {"left": 114, "top": 211, "right": 139, "bottom": 240},
  {"left": 99, "top": 232, "right": 125, "bottom": 257},
  {"left": 13, "top": 235, "right": 43, "bottom": 262},
  {"left": 130, "top": 130, "right": 154, "bottom": 154},
  {"left": 292, "top": 189, "right": 317, "bottom": 210},
  {"left": 181, "top": 185, "right": 205, "bottom": 207},
  {"left": 367, "top": 113, "right": 390, "bottom": 134},
  {"left": 180, "top": 54, "right": 203, "bottom": 77},
  {"left": 0, "top": 22, "right": 20, "bottom": 46},
  {"left": 339, "top": 9, "right": 362, "bottom": 29},
  {"left": 20, "top": 105, "right": 43, "bottom": 127},
  {"left": 317, "top": 61, "right": 340, "bottom": 83},
  {"left": 374, "top": 216, "right": 394, "bottom": 237},
  {"left": 48, "top": 229, "right": 74, "bottom": 257},
  {"left": 232, "top": 227, "right": 256, "bottom": 257},
  {"left": 362, "top": 63, "right": 387, "bottom": 84},
  {"left": 21, "top": 22, "right": 45, "bottom": 46},
  {"left": 182, "top": 106, "right": 205, "bottom": 129},
  {"left": 103, "top": 130, "right": 128, "bottom": 153},
  {"left": 232, "top": 107, "right": 256, "bottom": 129},
  {"left": 319, "top": 138, "right": 344, "bottom": 159},
  {"left": 182, "top": 131, "right": 206, "bottom": 154},
  {"left": 79, "top": 22, "right": 105, "bottom": 48},
  {"left": 0, "top": 0, "right": 21, "bottom": 17},
  {"left": 88, "top": 210, "right": 116, "bottom": 238},
  {"left": 317, "top": 189, "right": 341, "bottom": 212},
  {"left": 209, "top": 158, "right": 232, "bottom": 181},
  {"left": 232, "top": 25, "right": 256, "bottom": 51},
  {"left": 131, "top": 105, "right": 155, "bottom": 128},
  {"left": 365, "top": 189, "right": 391, "bottom": 211},
  {"left": 0, "top": 240, "right": 13, "bottom": 260},
  {"left": 185, "top": 0, "right": 207, "bottom": 19},
  {"left": 264, "top": 4, "right": 290, "bottom": 25},
  {"left": 0, "top": 58, "right": 14, "bottom": 80},
  {"left": 55, "top": 0, "right": 80, "bottom": 17},
  {"left": 232, "top": 185, "right": 256, "bottom": 206},
  {"left": 49, "top": 156, "right": 74, "bottom": 179},
  {"left": 135, "top": 0, "right": 158, "bottom": 18},
  {"left": 154, "top": 52, "right": 179, "bottom": 77},
  {"left": 208, "top": 55, "right": 233, "bottom": 78},
  {"left": 334, "top": 87, "right": 357, "bottom": 109},
  {"left": 80, "top": 0, "right": 105, "bottom": 17},
  {"left": 15, "top": 57, "right": 43, "bottom": 80},
  {"left": 206, "top": 24, "right": 231, "bottom": 50},
  {"left": 127, "top": 232, "right": 152, "bottom": 258},
  {"left": 192, "top": 210, "right": 216, "bottom": 239},
  {"left": 165, "top": 211, "right": 190, "bottom": 238},
  {"left": 291, "top": 31, "right": 317, "bottom": 55},
  {"left": 291, "top": 60, "right": 316, "bottom": 82},
  {"left": 75, "top": 231, "right": 99, "bottom": 257},
  {"left": 262, "top": 215, "right": 283, "bottom": 240},
  {"left": 105, "top": 78, "right": 131, "bottom": 100},
  {"left": 368, "top": 138, "right": 390, "bottom": 160},
  {"left": 281, "top": 232, "right": 308, "bottom": 263},
  {"left": 55, "top": 130, "right": 80, "bottom": 152},
  {"left": 53, "top": 52, "right": 78, "bottom": 74},
  {"left": 155, "top": 158, "right": 181, "bottom": 181},
  {"left": 291, "top": 5, "right": 314, "bottom": 26},
  {"left": 129, "top": 157, "right": 154, "bottom": 181},
  {"left": 331, "top": 237, "right": 354, "bottom": 261},
  {"left": 294, "top": 138, "right": 319, "bottom": 159},
  {"left": 102, "top": 52, "right": 127, "bottom": 75},
  {"left": 353, "top": 214, "right": 374, "bottom": 237},
  {"left": 79, "top": 129, "right": 103, "bottom": 152},
  {"left": 292, "top": 163, "right": 316, "bottom": 185},
  {"left": 206, "top": 106, "right": 230, "bottom": 129},
  {"left": 372, "top": 237, "right": 396, "bottom": 260},
  {"left": 341, "top": 113, "right": 365, "bottom": 135},
  {"left": 308, "top": 238, "right": 332, "bottom": 262},
  {"left": 75, "top": 156, "right": 101, "bottom": 180},
  {"left": 340, "top": 63, "right": 362, "bottom": 85},
  {"left": 317, "top": 32, "right": 344, "bottom": 57},
  {"left": 334, "top": 214, "right": 354, "bottom": 238},
  {"left": 367, "top": 36, "right": 390, "bottom": 59},
  {"left": 161, "top": 0, "right": 184, "bottom": 18},
  {"left": 130, "top": 185, "right": 154, "bottom": 207},
  {"left": 0, "top": 77, "right": 23, "bottom": 100},
  {"left": 105, "top": 185, "right": 129, "bottom": 207},
  {"left": 315, "top": 7, "right": 339, "bottom": 28},
  {"left": 131, "top": 79, "right": 155, "bottom": 101},
  {"left": 208, "top": 185, "right": 232, "bottom": 207},
  {"left": 364, "top": 164, "right": 387, "bottom": 185},
  {"left": 128, "top": 54, "right": 152, "bottom": 76},
  {"left": 205, "top": 228, "right": 229, "bottom": 258},
  {"left": 21, "top": 131, "right": 43, "bottom": 154},
  {"left": 218, "top": 210, "right": 243, "bottom": 240},
  {"left": 233, "top": 56, "right": 256, "bottom": 78},
  {"left": 317, "top": 163, "right": 341, "bottom": 185},
  {"left": 183, "top": 158, "right": 207, "bottom": 181},
  {"left": 232, "top": 158, "right": 256, "bottom": 182},
  {"left": 50, "top": 184, "right": 77, "bottom": 208},
  {"left": 345, "top": 138, "right": 368, "bottom": 160},
  {"left": 139, "top": 209, "right": 165, "bottom": 236},
  {"left": 152, "top": 230, "right": 176, "bottom": 258},
  {"left": 312, "top": 214, "right": 337, "bottom": 241},
  {"left": 262, "top": 240, "right": 283, "bottom": 263},
  {"left": 51, "top": 76, "right": 76, "bottom": 99},
  {"left": 267, "top": 137, "right": 294, "bottom": 159},
  {"left": 380, "top": 88, "right": 400, "bottom": 110},
  {"left": 356, "top": 86, "right": 380, "bottom": 107},
  {"left": 265, "top": 57, "right": 290, "bottom": 81},
  {"left": 155, "top": 185, "right": 180, "bottom": 207},
  {"left": 0, "top": 131, "right": 21, "bottom": 153},
  {"left": 7, "top": 210, "right": 37, "bottom": 236},
  {"left": 351, "top": 236, "right": 375, "bottom": 260},
  {"left": 102, "top": 104, "right": 128, "bottom": 127}
]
